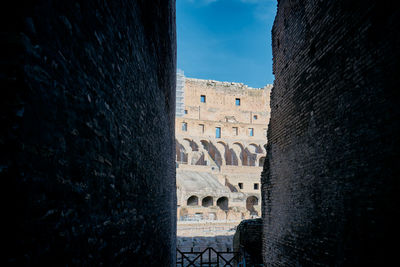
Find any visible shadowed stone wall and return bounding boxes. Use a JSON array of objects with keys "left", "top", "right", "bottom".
[
  {"left": 263, "top": 0, "right": 399, "bottom": 266},
  {"left": 1, "top": 0, "right": 176, "bottom": 265},
  {"left": 233, "top": 218, "right": 263, "bottom": 265}
]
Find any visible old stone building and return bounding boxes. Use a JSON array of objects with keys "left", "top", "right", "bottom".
[{"left": 176, "top": 74, "right": 272, "bottom": 221}]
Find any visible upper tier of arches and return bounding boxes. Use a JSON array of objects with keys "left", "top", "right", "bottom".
[{"left": 176, "top": 138, "right": 266, "bottom": 167}]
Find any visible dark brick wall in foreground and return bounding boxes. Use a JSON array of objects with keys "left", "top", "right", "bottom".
[
  {"left": 263, "top": 0, "right": 399, "bottom": 266},
  {"left": 233, "top": 218, "right": 263, "bottom": 265},
  {"left": 1, "top": 0, "right": 176, "bottom": 265}
]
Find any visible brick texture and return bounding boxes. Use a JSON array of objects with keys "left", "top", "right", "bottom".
[
  {"left": 262, "top": 0, "right": 400, "bottom": 266},
  {"left": 1, "top": 0, "right": 176, "bottom": 266},
  {"left": 233, "top": 218, "right": 263, "bottom": 265}
]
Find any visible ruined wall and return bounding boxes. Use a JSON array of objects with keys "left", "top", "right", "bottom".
[
  {"left": 183, "top": 78, "right": 271, "bottom": 124},
  {"left": 176, "top": 78, "right": 267, "bottom": 221},
  {"left": 263, "top": 0, "right": 399, "bottom": 266},
  {"left": 1, "top": 0, "right": 176, "bottom": 266}
]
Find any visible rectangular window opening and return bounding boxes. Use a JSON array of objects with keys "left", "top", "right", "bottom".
[
  {"left": 238, "top": 183, "right": 243, "bottom": 189},
  {"left": 182, "top": 122, "right": 187, "bottom": 131},
  {"left": 254, "top": 183, "right": 259, "bottom": 190},
  {"left": 249, "top": 128, "right": 254, "bottom": 136},
  {"left": 199, "top": 124, "right": 204, "bottom": 133},
  {"left": 216, "top": 127, "right": 221, "bottom": 138},
  {"left": 233, "top": 127, "right": 238, "bottom": 136},
  {"left": 200, "top": 95, "right": 206, "bottom": 103},
  {"left": 235, "top": 98, "right": 240, "bottom": 106}
]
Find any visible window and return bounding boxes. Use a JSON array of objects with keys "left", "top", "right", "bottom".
[
  {"left": 238, "top": 183, "right": 243, "bottom": 189},
  {"left": 182, "top": 122, "right": 187, "bottom": 131},
  {"left": 187, "top": 196, "right": 199, "bottom": 206},
  {"left": 200, "top": 95, "right": 206, "bottom": 103},
  {"left": 249, "top": 128, "right": 254, "bottom": 136},
  {"left": 199, "top": 124, "right": 204, "bottom": 133},
  {"left": 233, "top": 127, "right": 238, "bottom": 136},
  {"left": 184, "top": 110, "right": 188, "bottom": 114},
  {"left": 216, "top": 127, "right": 221, "bottom": 138},
  {"left": 254, "top": 183, "right": 259, "bottom": 190},
  {"left": 253, "top": 115, "right": 258, "bottom": 120},
  {"left": 235, "top": 98, "right": 240, "bottom": 106}
]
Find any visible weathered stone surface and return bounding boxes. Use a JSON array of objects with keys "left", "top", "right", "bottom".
[
  {"left": 176, "top": 76, "right": 269, "bottom": 221},
  {"left": 1, "top": 0, "right": 176, "bottom": 266},
  {"left": 262, "top": 0, "right": 400, "bottom": 266}
]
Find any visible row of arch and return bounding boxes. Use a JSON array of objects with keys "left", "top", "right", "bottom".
[
  {"left": 176, "top": 139, "right": 266, "bottom": 167},
  {"left": 186, "top": 195, "right": 259, "bottom": 213}
]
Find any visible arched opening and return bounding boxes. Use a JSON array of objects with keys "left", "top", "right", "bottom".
[
  {"left": 232, "top": 143, "right": 256, "bottom": 166},
  {"left": 202, "top": 196, "right": 213, "bottom": 207},
  {"left": 184, "top": 138, "right": 199, "bottom": 151},
  {"left": 248, "top": 144, "right": 263, "bottom": 154},
  {"left": 259, "top": 157, "right": 265, "bottom": 167},
  {"left": 226, "top": 148, "right": 238, "bottom": 166},
  {"left": 187, "top": 195, "right": 199, "bottom": 206},
  {"left": 208, "top": 142, "right": 222, "bottom": 167},
  {"left": 232, "top": 143, "right": 244, "bottom": 165},
  {"left": 216, "top": 141, "right": 227, "bottom": 165},
  {"left": 217, "top": 197, "right": 229, "bottom": 211},
  {"left": 193, "top": 152, "right": 207, "bottom": 165},
  {"left": 176, "top": 140, "right": 187, "bottom": 164},
  {"left": 244, "top": 147, "right": 256, "bottom": 166},
  {"left": 201, "top": 140, "right": 222, "bottom": 167},
  {"left": 199, "top": 140, "right": 211, "bottom": 166},
  {"left": 246, "top": 196, "right": 259, "bottom": 216}
]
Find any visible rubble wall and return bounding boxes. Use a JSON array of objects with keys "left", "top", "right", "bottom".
[
  {"left": 1, "top": 0, "right": 176, "bottom": 265},
  {"left": 262, "top": 0, "right": 400, "bottom": 265}
]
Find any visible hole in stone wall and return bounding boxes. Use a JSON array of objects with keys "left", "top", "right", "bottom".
[
  {"left": 217, "top": 197, "right": 229, "bottom": 211},
  {"left": 187, "top": 196, "right": 199, "bottom": 206},
  {"left": 202, "top": 196, "right": 213, "bottom": 207},
  {"left": 246, "top": 196, "right": 259, "bottom": 216}
]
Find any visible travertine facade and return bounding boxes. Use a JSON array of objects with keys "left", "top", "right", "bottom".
[{"left": 176, "top": 76, "right": 272, "bottom": 221}]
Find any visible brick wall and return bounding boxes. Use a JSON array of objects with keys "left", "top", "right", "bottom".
[
  {"left": 1, "top": 0, "right": 176, "bottom": 265},
  {"left": 262, "top": 0, "right": 399, "bottom": 265},
  {"left": 233, "top": 218, "right": 263, "bottom": 265}
]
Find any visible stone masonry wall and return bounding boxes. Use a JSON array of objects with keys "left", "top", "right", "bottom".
[
  {"left": 263, "top": 0, "right": 399, "bottom": 266},
  {"left": 1, "top": 0, "right": 176, "bottom": 266}
]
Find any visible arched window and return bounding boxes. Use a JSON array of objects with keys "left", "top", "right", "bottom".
[
  {"left": 217, "top": 197, "right": 229, "bottom": 211},
  {"left": 176, "top": 141, "right": 187, "bottom": 164},
  {"left": 187, "top": 196, "right": 199, "bottom": 206},
  {"left": 232, "top": 143, "right": 245, "bottom": 166},
  {"left": 202, "top": 196, "right": 213, "bottom": 207}
]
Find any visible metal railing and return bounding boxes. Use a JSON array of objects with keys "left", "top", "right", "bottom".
[{"left": 176, "top": 247, "right": 242, "bottom": 267}]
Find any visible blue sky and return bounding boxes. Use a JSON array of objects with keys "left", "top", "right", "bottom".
[{"left": 177, "top": 0, "right": 277, "bottom": 88}]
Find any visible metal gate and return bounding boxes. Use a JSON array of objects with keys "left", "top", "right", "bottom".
[{"left": 176, "top": 247, "right": 241, "bottom": 267}]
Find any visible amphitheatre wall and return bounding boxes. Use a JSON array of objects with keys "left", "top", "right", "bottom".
[{"left": 176, "top": 77, "right": 271, "bottom": 221}]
